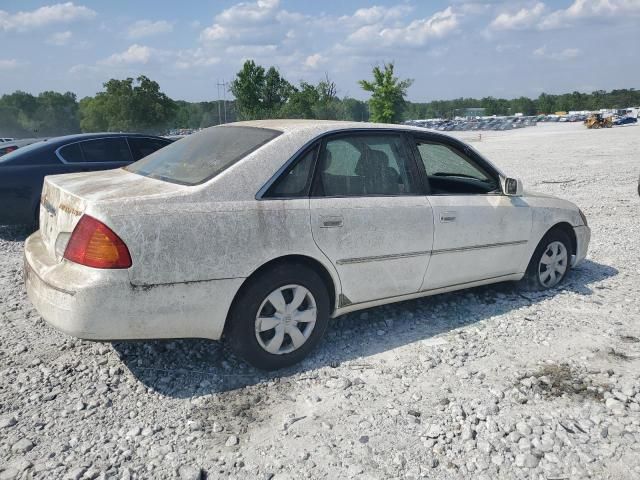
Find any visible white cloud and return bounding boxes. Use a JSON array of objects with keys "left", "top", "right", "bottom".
[
  {"left": 0, "top": 59, "right": 19, "bottom": 70},
  {"left": 127, "top": 20, "right": 173, "bottom": 39},
  {"left": 533, "top": 46, "right": 582, "bottom": 60},
  {"left": 174, "top": 48, "right": 220, "bottom": 69},
  {"left": 0, "top": 2, "right": 96, "bottom": 32},
  {"left": 101, "top": 44, "right": 155, "bottom": 66},
  {"left": 491, "top": 0, "right": 640, "bottom": 32},
  {"left": 215, "top": 0, "right": 280, "bottom": 26},
  {"left": 540, "top": 0, "right": 640, "bottom": 29},
  {"left": 347, "top": 7, "right": 459, "bottom": 47},
  {"left": 47, "top": 30, "right": 73, "bottom": 46},
  {"left": 304, "top": 53, "right": 326, "bottom": 69},
  {"left": 340, "top": 5, "right": 413, "bottom": 26},
  {"left": 200, "top": 0, "right": 290, "bottom": 46},
  {"left": 490, "top": 3, "right": 545, "bottom": 30}
]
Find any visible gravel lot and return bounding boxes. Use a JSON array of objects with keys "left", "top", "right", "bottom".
[{"left": 1, "top": 122, "right": 639, "bottom": 480}]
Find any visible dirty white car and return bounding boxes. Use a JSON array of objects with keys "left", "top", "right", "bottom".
[{"left": 24, "top": 120, "right": 590, "bottom": 369}]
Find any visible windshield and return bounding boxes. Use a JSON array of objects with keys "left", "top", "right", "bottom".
[{"left": 125, "top": 125, "right": 281, "bottom": 185}]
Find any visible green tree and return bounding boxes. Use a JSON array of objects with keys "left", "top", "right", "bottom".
[
  {"left": 342, "top": 97, "right": 369, "bottom": 121},
  {"left": 230, "top": 60, "right": 293, "bottom": 119},
  {"left": 79, "top": 76, "right": 175, "bottom": 132},
  {"left": 282, "top": 82, "right": 320, "bottom": 119},
  {"left": 262, "top": 67, "right": 293, "bottom": 117},
  {"left": 33, "top": 91, "right": 79, "bottom": 135},
  {"left": 230, "top": 60, "right": 265, "bottom": 119},
  {"left": 359, "top": 63, "right": 413, "bottom": 123}
]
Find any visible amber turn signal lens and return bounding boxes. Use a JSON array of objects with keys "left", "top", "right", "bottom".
[{"left": 64, "top": 215, "right": 132, "bottom": 269}]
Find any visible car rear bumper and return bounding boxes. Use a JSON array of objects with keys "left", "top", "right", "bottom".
[
  {"left": 572, "top": 225, "right": 590, "bottom": 267},
  {"left": 24, "top": 231, "right": 244, "bottom": 341}
]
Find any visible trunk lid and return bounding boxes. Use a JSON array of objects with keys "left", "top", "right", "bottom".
[{"left": 39, "top": 168, "right": 185, "bottom": 261}]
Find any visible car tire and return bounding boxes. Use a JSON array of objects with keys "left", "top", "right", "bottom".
[
  {"left": 225, "top": 263, "right": 330, "bottom": 370},
  {"left": 522, "top": 229, "right": 572, "bottom": 291}
]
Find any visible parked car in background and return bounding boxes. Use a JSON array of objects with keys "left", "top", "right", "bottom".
[
  {"left": 613, "top": 116, "right": 638, "bottom": 126},
  {"left": 24, "top": 120, "right": 590, "bottom": 370},
  {"left": 0, "top": 137, "right": 15, "bottom": 142},
  {"left": 0, "top": 133, "right": 172, "bottom": 227},
  {"left": 0, "top": 138, "right": 45, "bottom": 157}
]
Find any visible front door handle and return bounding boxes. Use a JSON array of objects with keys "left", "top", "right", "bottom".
[
  {"left": 320, "top": 215, "right": 343, "bottom": 228},
  {"left": 440, "top": 211, "right": 457, "bottom": 223}
]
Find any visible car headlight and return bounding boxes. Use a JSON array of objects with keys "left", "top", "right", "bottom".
[{"left": 578, "top": 209, "right": 588, "bottom": 227}]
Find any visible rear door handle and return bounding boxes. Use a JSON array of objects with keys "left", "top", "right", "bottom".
[
  {"left": 440, "top": 211, "right": 457, "bottom": 223},
  {"left": 320, "top": 215, "right": 343, "bottom": 228}
]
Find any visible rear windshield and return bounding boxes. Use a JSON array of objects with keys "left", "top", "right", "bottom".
[{"left": 124, "top": 126, "right": 281, "bottom": 185}]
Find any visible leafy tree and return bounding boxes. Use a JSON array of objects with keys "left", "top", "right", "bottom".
[
  {"left": 33, "top": 91, "right": 79, "bottom": 135},
  {"left": 282, "top": 82, "right": 320, "bottom": 119},
  {"left": 262, "top": 67, "right": 293, "bottom": 117},
  {"left": 359, "top": 63, "right": 413, "bottom": 123},
  {"left": 342, "top": 97, "right": 369, "bottom": 122},
  {"left": 230, "top": 61, "right": 293, "bottom": 119},
  {"left": 79, "top": 76, "right": 175, "bottom": 132}
]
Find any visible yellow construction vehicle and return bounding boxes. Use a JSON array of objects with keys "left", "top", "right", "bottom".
[{"left": 584, "top": 113, "right": 613, "bottom": 129}]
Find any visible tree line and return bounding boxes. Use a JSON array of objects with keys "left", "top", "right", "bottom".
[{"left": 1, "top": 61, "right": 639, "bottom": 138}]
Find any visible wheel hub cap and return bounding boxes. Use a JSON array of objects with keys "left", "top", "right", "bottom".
[
  {"left": 538, "top": 241, "right": 568, "bottom": 288},
  {"left": 255, "top": 284, "right": 317, "bottom": 355}
]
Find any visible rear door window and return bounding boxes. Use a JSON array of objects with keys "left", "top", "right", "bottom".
[
  {"left": 313, "top": 134, "right": 420, "bottom": 197},
  {"left": 79, "top": 138, "right": 133, "bottom": 163},
  {"left": 128, "top": 137, "right": 171, "bottom": 161}
]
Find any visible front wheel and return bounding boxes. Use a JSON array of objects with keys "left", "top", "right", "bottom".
[
  {"left": 225, "top": 264, "right": 330, "bottom": 370},
  {"left": 522, "top": 229, "right": 572, "bottom": 290}
]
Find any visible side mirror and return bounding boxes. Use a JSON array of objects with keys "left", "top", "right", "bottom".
[{"left": 503, "top": 177, "right": 524, "bottom": 196}]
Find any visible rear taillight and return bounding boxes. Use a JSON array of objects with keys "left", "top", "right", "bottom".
[{"left": 64, "top": 215, "right": 132, "bottom": 269}]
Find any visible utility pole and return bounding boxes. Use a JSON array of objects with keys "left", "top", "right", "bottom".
[
  {"left": 216, "top": 80, "right": 222, "bottom": 125},
  {"left": 217, "top": 80, "right": 228, "bottom": 124}
]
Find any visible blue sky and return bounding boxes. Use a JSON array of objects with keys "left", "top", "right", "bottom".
[{"left": 1, "top": 0, "right": 639, "bottom": 102}]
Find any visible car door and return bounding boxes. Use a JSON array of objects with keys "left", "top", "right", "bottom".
[
  {"left": 410, "top": 134, "right": 533, "bottom": 290},
  {"left": 309, "top": 132, "right": 434, "bottom": 305}
]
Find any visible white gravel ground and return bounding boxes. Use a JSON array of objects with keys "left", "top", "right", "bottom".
[{"left": 1, "top": 122, "right": 639, "bottom": 480}]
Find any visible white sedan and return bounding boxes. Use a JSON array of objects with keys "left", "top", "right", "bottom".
[{"left": 24, "top": 120, "right": 590, "bottom": 369}]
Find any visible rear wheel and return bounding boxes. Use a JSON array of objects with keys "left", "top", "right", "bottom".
[
  {"left": 523, "top": 229, "right": 572, "bottom": 290},
  {"left": 225, "top": 264, "right": 330, "bottom": 370}
]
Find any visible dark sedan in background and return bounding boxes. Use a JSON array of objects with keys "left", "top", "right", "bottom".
[{"left": 0, "top": 133, "right": 172, "bottom": 227}]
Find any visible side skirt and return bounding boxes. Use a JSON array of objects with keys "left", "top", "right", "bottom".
[{"left": 332, "top": 272, "right": 525, "bottom": 318}]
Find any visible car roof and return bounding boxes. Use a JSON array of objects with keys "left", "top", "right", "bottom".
[
  {"left": 5, "top": 132, "right": 170, "bottom": 152},
  {"left": 43, "top": 132, "right": 168, "bottom": 144},
  {"left": 230, "top": 119, "right": 434, "bottom": 136}
]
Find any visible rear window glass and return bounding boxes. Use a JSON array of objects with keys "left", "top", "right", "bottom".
[{"left": 125, "top": 126, "right": 281, "bottom": 185}]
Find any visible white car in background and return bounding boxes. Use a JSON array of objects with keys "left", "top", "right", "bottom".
[{"left": 24, "top": 120, "right": 590, "bottom": 369}]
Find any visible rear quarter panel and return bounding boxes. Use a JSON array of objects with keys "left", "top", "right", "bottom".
[{"left": 102, "top": 198, "right": 340, "bottom": 291}]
